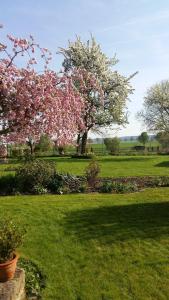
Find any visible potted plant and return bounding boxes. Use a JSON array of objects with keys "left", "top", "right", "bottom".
[{"left": 0, "top": 217, "right": 25, "bottom": 282}]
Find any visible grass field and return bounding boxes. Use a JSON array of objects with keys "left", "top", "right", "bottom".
[
  {"left": 1, "top": 155, "right": 169, "bottom": 178},
  {"left": 1, "top": 189, "right": 169, "bottom": 299},
  {"left": 91, "top": 140, "right": 159, "bottom": 149},
  {"left": 51, "top": 155, "right": 169, "bottom": 177}
]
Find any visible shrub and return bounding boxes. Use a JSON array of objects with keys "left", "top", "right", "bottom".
[
  {"left": 35, "top": 134, "right": 53, "bottom": 153},
  {"left": 18, "top": 257, "right": 46, "bottom": 299},
  {"left": 33, "top": 184, "right": 48, "bottom": 195},
  {"left": 62, "top": 173, "right": 83, "bottom": 193},
  {"left": 100, "top": 181, "right": 114, "bottom": 193},
  {"left": 0, "top": 174, "right": 17, "bottom": 195},
  {"left": 11, "top": 148, "right": 23, "bottom": 158},
  {"left": 48, "top": 172, "right": 84, "bottom": 194},
  {"left": 0, "top": 217, "right": 26, "bottom": 263},
  {"left": 111, "top": 182, "right": 138, "bottom": 193},
  {"left": 47, "top": 173, "right": 64, "bottom": 194},
  {"left": 104, "top": 137, "right": 120, "bottom": 155},
  {"left": 85, "top": 159, "right": 100, "bottom": 188},
  {"left": 16, "top": 159, "right": 55, "bottom": 194},
  {"left": 151, "top": 176, "right": 169, "bottom": 187},
  {"left": 79, "top": 183, "right": 88, "bottom": 193}
]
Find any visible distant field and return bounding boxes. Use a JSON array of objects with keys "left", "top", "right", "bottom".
[
  {"left": 91, "top": 140, "right": 159, "bottom": 149},
  {"left": 65, "top": 140, "right": 160, "bottom": 155},
  {"left": 1, "top": 155, "right": 169, "bottom": 178}
]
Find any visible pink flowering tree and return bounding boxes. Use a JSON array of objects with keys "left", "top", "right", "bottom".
[{"left": 0, "top": 25, "right": 86, "bottom": 152}]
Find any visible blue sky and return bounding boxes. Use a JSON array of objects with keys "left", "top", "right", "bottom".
[{"left": 1, "top": 0, "right": 169, "bottom": 137}]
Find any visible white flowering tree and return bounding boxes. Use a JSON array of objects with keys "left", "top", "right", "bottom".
[
  {"left": 59, "top": 36, "right": 136, "bottom": 154},
  {"left": 139, "top": 80, "right": 169, "bottom": 133}
]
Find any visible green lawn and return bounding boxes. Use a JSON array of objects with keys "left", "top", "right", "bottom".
[
  {"left": 1, "top": 155, "right": 169, "bottom": 177},
  {"left": 1, "top": 189, "right": 169, "bottom": 299},
  {"left": 46, "top": 155, "right": 169, "bottom": 177}
]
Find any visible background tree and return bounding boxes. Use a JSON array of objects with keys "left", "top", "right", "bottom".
[
  {"left": 138, "top": 132, "right": 149, "bottom": 146},
  {"left": 138, "top": 80, "right": 169, "bottom": 133},
  {"left": 59, "top": 36, "right": 136, "bottom": 154},
  {"left": 156, "top": 132, "right": 169, "bottom": 150},
  {"left": 35, "top": 134, "right": 53, "bottom": 153},
  {"left": 104, "top": 137, "right": 120, "bottom": 155}
]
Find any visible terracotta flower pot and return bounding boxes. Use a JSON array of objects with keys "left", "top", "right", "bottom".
[{"left": 0, "top": 254, "right": 18, "bottom": 282}]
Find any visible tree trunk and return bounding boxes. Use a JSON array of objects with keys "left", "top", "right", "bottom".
[
  {"left": 30, "top": 143, "right": 34, "bottom": 155},
  {"left": 81, "top": 131, "right": 88, "bottom": 155},
  {"left": 27, "top": 140, "right": 34, "bottom": 155},
  {"left": 76, "top": 134, "right": 81, "bottom": 154}
]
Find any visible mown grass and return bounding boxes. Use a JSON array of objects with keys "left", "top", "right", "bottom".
[
  {"left": 46, "top": 155, "right": 169, "bottom": 177},
  {"left": 1, "top": 155, "right": 169, "bottom": 177},
  {"left": 1, "top": 189, "right": 169, "bottom": 299}
]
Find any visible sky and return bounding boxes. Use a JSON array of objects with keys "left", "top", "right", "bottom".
[{"left": 1, "top": 0, "right": 169, "bottom": 137}]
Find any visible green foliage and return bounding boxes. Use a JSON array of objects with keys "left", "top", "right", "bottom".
[
  {"left": 0, "top": 217, "right": 26, "bottom": 263},
  {"left": 100, "top": 181, "right": 114, "bottom": 193},
  {"left": 85, "top": 159, "right": 100, "bottom": 188},
  {"left": 47, "top": 173, "right": 64, "bottom": 194},
  {"left": 156, "top": 131, "right": 169, "bottom": 149},
  {"left": 11, "top": 148, "right": 23, "bottom": 158},
  {"left": 56, "top": 145, "right": 65, "bottom": 155},
  {"left": 62, "top": 173, "right": 84, "bottom": 193},
  {"left": 18, "top": 257, "right": 46, "bottom": 299},
  {"left": 138, "top": 132, "right": 149, "bottom": 146},
  {"left": 111, "top": 182, "right": 138, "bottom": 193},
  {"left": 48, "top": 172, "right": 84, "bottom": 194},
  {"left": 100, "top": 181, "right": 138, "bottom": 193},
  {"left": 0, "top": 174, "right": 17, "bottom": 195},
  {"left": 16, "top": 159, "right": 55, "bottom": 193},
  {"left": 35, "top": 134, "right": 53, "bottom": 153},
  {"left": 33, "top": 184, "right": 48, "bottom": 195},
  {"left": 104, "top": 137, "right": 120, "bottom": 155}
]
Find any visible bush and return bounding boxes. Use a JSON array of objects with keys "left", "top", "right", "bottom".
[
  {"left": 11, "top": 148, "right": 23, "bottom": 158},
  {"left": 16, "top": 159, "right": 56, "bottom": 194},
  {"left": 104, "top": 137, "right": 120, "bottom": 155},
  {"left": 18, "top": 257, "right": 46, "bottom": 299},
  {"left": 85, "top": 159, "right": 100, "bottom": 188},
  {"left": 151, "top": 176, "right": 169, "bottom": 187},
  {"left": 35, "top": 134, "right": 53, "bottom": 153},
  {"left": 100, "top": 181, "right": 114, "bottom": 193},
  {"left": 48, "top": 172, "right": 84, "bottom": 194},
  {"left": 0, "top": 217, "right": 26, "bottom": 263},
  {"left": 33, "top": 184, "right": 48, "bottom": 195},
  {"left": 111, "top": 182, "right": 138, "bottom": 193},
  {"left": 0, "top": 174, "right": 17, "bottom": 195},
  {"left": 47, "top": 173, "right": 64, "bottom": 194},
  {"left": 62, "top": 173, "right": 83, "bottom": 193},
  {"left": 79, "top": 183, "right": 88, "bottom": 193}
]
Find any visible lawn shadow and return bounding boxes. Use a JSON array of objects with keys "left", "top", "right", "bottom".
[
  {"left": 155, "top": 161, "right": 169, "bottom": 168},
  {"left": 64, "top": 202, "right": 169, "bottom": 244}
]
